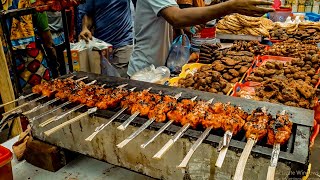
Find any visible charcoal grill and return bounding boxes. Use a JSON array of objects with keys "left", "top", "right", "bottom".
[{"left": 19, "top": 72, "right": 313, "bottom": 179}]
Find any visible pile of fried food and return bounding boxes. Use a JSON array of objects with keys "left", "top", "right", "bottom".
[
  {"left": 199, "top": 43, "right": 221, "bottom": 63},
  {"left": 263, "top": 38, "right": 319, "bottom": 58},
  {"left": 230, "top": 40, "right": 266, "bottom": 55},
  {"left": 32, "top": 77, "right": 293, "bottom": 147},
  {"left": 244, "top": 58, "right": 319, "bottom": 109},
  {"left": 270, "top": 22, "right": 320, "bottom": 42},
  {"left": 177, "top": 65, "right": 233, "bottom": 94},
  {"left": 254, "top": 78, "right": 316, "bottom": 109},
  {"left": 246, "top": 60, "right": 319, "bottom": 86},
  {"left": 216, "top": 14, "right": 274, "bottom": 37}
]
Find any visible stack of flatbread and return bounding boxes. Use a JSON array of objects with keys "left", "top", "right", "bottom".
[{"left": 217, "top": 14, "right": 274, "bottom": 37}]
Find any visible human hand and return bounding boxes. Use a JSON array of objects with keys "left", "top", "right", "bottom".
[
  {"left": 79, "top": 28, "right": 92, "bottom": 42},
  {"left": 229, "top": 0, "right": 275, "bottom": 17}
]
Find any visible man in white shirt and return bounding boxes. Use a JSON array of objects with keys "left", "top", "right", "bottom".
[{"left": 127, "top": 0, "right": 274, "bottom": 76}]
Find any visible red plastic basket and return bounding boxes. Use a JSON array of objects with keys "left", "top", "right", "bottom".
[{"left": 0, "top": 145, "right": 13, "bottom": 180}]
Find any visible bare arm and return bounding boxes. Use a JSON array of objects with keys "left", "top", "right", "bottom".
[
  {"left": 160, "top": 0, "right": 274, "bottom": 28},
  {"left": 82, "top": 14, "right": 93, "bottom": 30},
  {"left": 79, "top": 14, "right": 93, "bottom": 41}
]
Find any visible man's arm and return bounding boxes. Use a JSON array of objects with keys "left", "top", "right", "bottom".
[
  {"left": 79, "top": 14, "right": 93, "bottom": 41},
  {"left": 160, "top": 0, "right": 274, "bottom": 28},
  {"left": 82, "top": 14, "right": 93, "bottom": 30}
]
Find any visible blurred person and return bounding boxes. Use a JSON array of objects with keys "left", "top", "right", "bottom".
[
  {"left": 127, "top": 0, "right": 274, "bottom": 76},
  {"left": 1, "top": 0, "right": 58, "bottom": 91},
  {"left": 79, "top": 0, "right": 134, "bottom": 77},
  {"left": 47, "top": 11, "right": 67, "bottom": 75}
]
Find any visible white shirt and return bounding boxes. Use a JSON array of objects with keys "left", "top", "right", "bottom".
[{"left": 127, "top": 0, "right": 178, "bottom": 76}]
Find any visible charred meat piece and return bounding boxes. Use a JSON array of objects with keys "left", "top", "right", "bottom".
[
  {"left": 267, "top": 112, "right": 293, "bottom": 145},
  {"left": 167, "top": 99, "right": 197, "bottom": 124},
  {"left": 181, "top": 101, "right": 212, "bottom": 128},
  {"left": 148, "top": 95, "right": 177, "bottom": 122},
  {"left": 244, "top": 108, "right": 272, "bottom": 141}
]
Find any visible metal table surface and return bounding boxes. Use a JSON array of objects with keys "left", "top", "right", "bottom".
[{"left": 2, "top": 137, "right": 154, "bottom": 180}]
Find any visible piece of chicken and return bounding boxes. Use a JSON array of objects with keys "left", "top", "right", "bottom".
[
  {"left": 244, "top": 108, "right": 272, "bottom": 141},
  {"left": 267, "top": 113, "right": 293, "bottom": 145},
  {"left": 148, "top": 95, "right": 177, "bottom": 122}
]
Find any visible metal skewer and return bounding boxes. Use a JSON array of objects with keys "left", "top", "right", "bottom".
[
  {"left": 44, "top": 107, "right": 97, "bottom": 136},
  {"left": 234, "top": 107, "right": 267, "bottom": 180},
  {"left": 153, "top": 98, "right": 214, "bottom": 159},
  {"left": 30, "top": 101, "right": 71, "bottom": 122},
  {"left": 2, "top": 76, "right": 91, "bottom": 118},
  {"left": 141, "top": 96, "right": 198, "bottom": 149},
  {"left": 39, "top": 104, "right": 85, "bottom": 127},
  {"left": 117, "top": 93, "right": 182, "bottom": 149},
  {"left": 215, "top": 130, "right": 233, "bottom": 168},
  {"left": 117, "top": 87, "right": 152, "bottom": 131},
  {"left": 177, "top": 127, "right": 212, "bottom": 169},
  {"left": 266, "top": 110, "right": 286, "bottom": 180},
  {"left": 22, "top": 76, "right": 90, "bottom": 116},
  {"left": 0, "top": 75, "right": 80, "bottom": 109},
  {"left": 85, "top": 87, "right": 137, "bottom": 141}
]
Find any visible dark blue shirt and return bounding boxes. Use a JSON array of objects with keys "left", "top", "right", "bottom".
[{"left": 83, "top": 0, "right": 133, "bottom": 49}]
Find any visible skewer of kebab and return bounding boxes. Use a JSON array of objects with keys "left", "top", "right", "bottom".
[
  {"left": 30, "top": 79, "right": 92, "bottom": 122},
  {"left": 40, "top": 83, "right": 128, "bottom": 127},
  {"left": 0, "top": 75, "right": 78, "bottom": 109},
  {"left": 141, "top": 96, "right": 198, "bottom": 149},
  {"left": 117, "top": 87, "right": 160, "bottom": 131},
  {"left": 153, "top": 98, "right": 214, "bottom": 159},
  {"left": 85, "top": 87, "right": 137, "bottom": 142},
  {"left": 43, "top": 84, "right": 130, "bottom": 136},
  {"left": 177, "top": 102, "right": 229, "bottom": 169},
  {"left": 266, "top": 110, "right": 292, "bottom": 180},
  {"left": 215, "top": 105, "right": 248, "bottom": 168},
  {"left": 38, "top": 80, "right": 101, "bottom": 127},
  {"left": 0, "top": 77, "right": 88, "bottom": 123},
  {"left": 117, "top": 93, "right": 182, "bottom": 148},
  {"left": 234, "top": 107, "right": 272, "bottom": 180},
  {"left": 23, "top": 77, "right": 89, "bottom": 115}
]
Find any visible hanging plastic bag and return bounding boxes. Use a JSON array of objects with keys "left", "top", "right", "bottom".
[
  {"left": 86, "top": 37, "right": 119, "bottom": 76},
  {"left": 131, "top": 65, "right": 170, "bottom": 84},
  {"left": 166, "top": 34, "right": 191, "bottom": 74},
  {"left": 101, "top": 54, "right": 121, "bottom": 77}
]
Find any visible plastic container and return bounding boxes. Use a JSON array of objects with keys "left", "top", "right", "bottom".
[
  {"left": 0, "top": 145, "right": 13, "bottom": 180},
  {"left": 305, "top": 12, "right": 320, "bottom": 22},
  {"left": 269, "top": 8, "right": 292, "bottom": 22}
]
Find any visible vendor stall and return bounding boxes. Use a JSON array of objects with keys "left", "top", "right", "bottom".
[{"left": 0, "top": 1, "right": 319, "bottom": 180}]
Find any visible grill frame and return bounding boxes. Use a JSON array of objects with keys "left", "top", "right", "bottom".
[{"left": 31, "top": 71, "right": 313, "bottom": 167}]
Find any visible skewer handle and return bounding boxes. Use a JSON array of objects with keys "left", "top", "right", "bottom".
[
  {"left": 215, "top": 146, "right": 228, "bottom": 168},
  {"left": 24, "top": 98, "right": 59, "bottom": 115},
  {"left": 117, "top": 111, "right": 140, "bottom": 131},
  {"left": 0, "top": 93, "right": 35, "bottom": 108},
  {"left": 32, "top": 101, "right": 71, "bottom": 122},
  {"left": 117, "top": 118, "right": 155, "bottom": 148},
  {"left": 266, "top": 166, "right": 276, "bottom": 180},
  {"left": 266, "top": 143, "right": 280, "bottom": 180},
  {"left": 233, "top": 138, "right": 255, "bottom": 180},
  {"left": 216, "top": 131, "right": 233, "bottom": 168},
  {"left": 153, "top": 123, "right": 190, "bottom": 159},
  {"left": 44, "top": 107, "right": 97, "bottom": 136},
  {"left": 85, "top": 107, "right": 128, "bottom": 142},
  {"left": 141, "top": 120, "right": 174, "bottom": 149},
  {"left": 3, "top": 96, "right": 45, "bottom": 116},
  {"left": 39, "top": 116, "right": 57, "bottom": 127},
  {"left": 177, "top": 127, "right": 212, "bottom": 169}
]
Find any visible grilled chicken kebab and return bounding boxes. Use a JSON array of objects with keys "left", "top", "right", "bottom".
[
  {"left": 267, "top": 112, "right": 293, "bottom": 145},
  {"left": 244, "top": 108, "right": 272, "bottom": 141},
  {"left": 32, "top": 79, "right": 293, "bottom": 146}
]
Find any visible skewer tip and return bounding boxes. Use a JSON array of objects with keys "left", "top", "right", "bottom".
[{"left": 117, "top": 125, "right": 126, "bottom": 131}]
